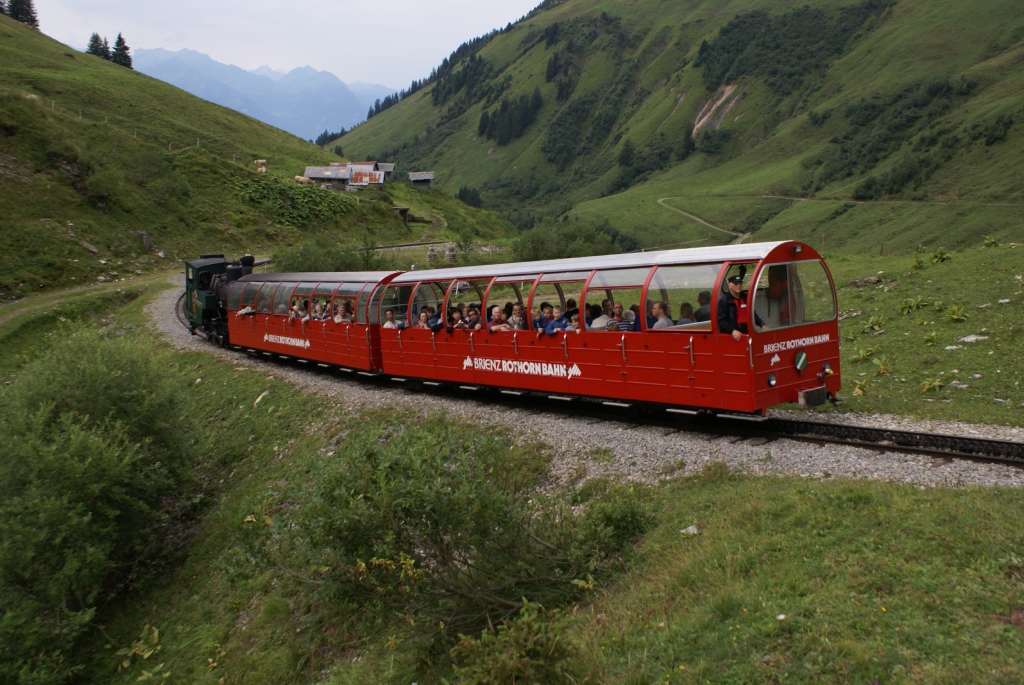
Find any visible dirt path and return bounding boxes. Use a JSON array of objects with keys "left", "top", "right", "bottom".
[
  {"left": 656, "top": 197, "right": 750, "bottom": 243},
  {"left": 0, "top": 269, "right": 177, "bottom": 330}
]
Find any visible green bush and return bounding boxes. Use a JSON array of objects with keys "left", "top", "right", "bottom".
[
  {"left": 449, "top": 601, "right": 576, "bottom": 684},
  {"left": 512, "top": 217, "right": 635, "bottom": 261},
  {"left": 277, "top": 412, "right": 654, "bottom": 641},
  {"left": 0, "top": 327, "right": 192, "bottom": 684}
]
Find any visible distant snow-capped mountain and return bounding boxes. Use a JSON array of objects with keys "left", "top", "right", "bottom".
[{"left": 133, "top": 48, "right": 395, "bottom": 140}]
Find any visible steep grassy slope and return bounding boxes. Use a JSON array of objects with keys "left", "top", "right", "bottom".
[
  {"left": 339, "top": 0, "right": 1024, "bottom": 251},
  {"left": 0, "top": 16, "right": 513, "bottom": 299}
]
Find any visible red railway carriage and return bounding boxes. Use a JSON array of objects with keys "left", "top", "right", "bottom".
[
  {"left": 378, "top": 241, "right": 840, "bottom": 416},
  {"left": 226, "top": 271, "right": 400, "bottom": 373}
]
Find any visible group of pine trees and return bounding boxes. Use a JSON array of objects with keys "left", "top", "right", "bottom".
[
  {"left": 86, "top": 32, "right": 133, "bottom": 68},
  {"left": 1, "top": 0, "right": 39, "bottom": 28},
  {"left": 477, "top": 88, "right": 543, "bottom": 147}
]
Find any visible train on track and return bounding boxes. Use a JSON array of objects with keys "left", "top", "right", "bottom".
[{"left": 184, "top": 241, "right": 841, "bottom": 418}]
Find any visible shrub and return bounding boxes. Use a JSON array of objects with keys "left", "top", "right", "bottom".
[
  {"left": 450, "top": 601, "right": 576, "bottom": 684},
  {"left": 0, "top": 327, "right": 192, "bottom": 684},
  {"left": 278, "top": 412, "right": 653, "bottom": 640}
]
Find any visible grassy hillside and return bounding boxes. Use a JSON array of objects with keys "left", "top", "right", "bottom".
[
  {"left": 0, "top": 15, "right": 513, "bottom": 299},
  {"left": 338, "top": 0, "right": 1024, "bottom": 251},
  {"left": 2, "top": 283, "right": 1022, "bottom": 684}
]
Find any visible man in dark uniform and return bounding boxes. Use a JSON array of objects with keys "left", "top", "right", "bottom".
[{"left": 717, "top": 274, "right": 765, "bottom": 341}]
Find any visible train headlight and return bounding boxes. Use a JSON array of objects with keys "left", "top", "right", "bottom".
[
  {"left": 767, "top": 374, "right": 777, "bottom": 387},
  {"left": 823, "top": 362, "right": 834, "bottom": 376}
]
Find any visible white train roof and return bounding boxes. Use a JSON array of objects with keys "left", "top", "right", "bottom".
[{"left": 389, "top": 241, "right": 791, "bottom": 284}]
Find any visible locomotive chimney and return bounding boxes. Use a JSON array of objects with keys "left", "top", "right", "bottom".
[{"left": 240, "top": 254, "right": 255, "bottom": 276}]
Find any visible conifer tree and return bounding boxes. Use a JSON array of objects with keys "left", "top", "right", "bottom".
[
  {"left": 0, "top": 1, "right": 6, "bottom": 15},
  {"left": 111, "top": 33, "right": 132, "bottom": 68},
  {"left": 102, "top": 37, "right": 110, "bottom": 60},
  {"left": 86, "top": 33, "right": 104, "bottom": 57},
  {"left": 7, "top": 0, "right": 39, "bottom": 28}
]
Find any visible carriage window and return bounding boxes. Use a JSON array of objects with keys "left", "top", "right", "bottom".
[
  {"left": 588, "top": 267, "right": 653, "bottom": 289},
  {"left": 753, "top": 261, "right": 835, "bottom": 330},
  {"left": 645, "top": 263, "right": 723, "bottom": 330},
  {"left": 583, "top": 287, "right": 643, "bottom": 332},
  {"left": 271, "top": 282, "right": 297, "bottom": 316},
  {"left": 227, "top": 281, "right": 247, "bottom": 311},
  {"left": 492, "top": 276, "right": 538, "bottom": 327},
  {"left": 254, "top": 283, "right": 277, "bottom": 313},
  {"left": 356, "top": 284, "right": 372, "bottom": 323},
  {"left": 380, "top": 284, "right": 416, "bottom": 326},
  {"left": 411, "top": 282, "right": 450, "bottom": 325},
  {"left": 290, "top": 283, "right": 316, "bottom": 316},
  {"left": 330, "top": 283, "right": 361, "bottom": 323},
  {"left": 239, "top": 282, "right": 261, "bottom": 309},
  {"left": 309, "top": 283, "right": 337, "bottom": 320},
  {"left": 448, "top": 279, "right": 489, "bottom": 308},
  {"left": 539, "top": 270, "right": 591, "bottom": 283}
]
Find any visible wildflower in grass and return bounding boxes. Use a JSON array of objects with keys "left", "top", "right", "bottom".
[
  {"left": 853, "top": 346, "right": 877, "bottom": 363},
  {"left": 924, "top": 331, "right": 938, "bottom": 346},
  {"left": 873, "top": 356, "right": 891, "bottom": 376},
  {"left": 913, "top": 257, "right": 925, "bottom": 270},
  {"left": 899, "top": 297, "right": 923, "bottom": 314},
  {"left": 984, "top": 234, "right": 999, "bottom": 248},
  {"left": 862, "top": 315, "right": 884, "bottom": 333},
  {"left": 931, "top": 247, "right": 951, "bottom": 263},
  {"left": 922, "top": 378, "right": 943, "bottom": 392},
  {"left": 853, "top": 378, "right": 869, "bottom": 396},
  {"left": 945, "top": 305, "right": 968, "bottom": 323}
]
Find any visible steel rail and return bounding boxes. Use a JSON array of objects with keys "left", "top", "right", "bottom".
[{"left": 173, "top": 291, "right": 1024, "bottom": 469}]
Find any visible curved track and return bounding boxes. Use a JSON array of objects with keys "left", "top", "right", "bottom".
[{"left": 173, "top": 292, "right": 1024, "bottom": 469}]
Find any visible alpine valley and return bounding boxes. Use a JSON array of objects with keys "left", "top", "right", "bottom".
[{"left": 336, "top": 0, "right": 1024, "bottom": 253}]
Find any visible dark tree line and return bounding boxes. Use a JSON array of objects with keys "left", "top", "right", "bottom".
[
  {"left": 315, "top": 128, "right": 347, "bottom": 146},
  {"left": 477, "top": 88, "right": 543, "bottom": 146},
  {"left": 348, "top": 24, "right": 512, "bottom": 131},
  {"left": 455, "top": 186, "right": 482, "bottom": 207},
  {"left": 86, "top": 32, "right": 133, "bottom": 68},
  {"left": 3, "top": 0, "right": 39, "bottom": 28}
]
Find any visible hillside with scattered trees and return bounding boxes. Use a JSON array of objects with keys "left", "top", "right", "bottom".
[{"left": 336, "top": 0, "right": 1024, "bottom": 252}]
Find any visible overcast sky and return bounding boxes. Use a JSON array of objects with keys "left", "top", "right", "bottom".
[{"left": 39, "top": 0, "right": 542, "bottom": 88}]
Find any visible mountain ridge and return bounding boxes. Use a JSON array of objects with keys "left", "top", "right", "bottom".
[
  {"left": 335, "top": 0, "right": 1024, "bottom": 252},
  {"left": 133, "top": 48, "right": 394, "bottom": 139}
]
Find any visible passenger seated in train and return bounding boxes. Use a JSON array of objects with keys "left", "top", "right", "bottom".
[
  {"left": 627, "top": 304, "right": 642, "bottom": 331},
  {"left": 610, "top": 303, "right": 634, "bottom": 332},
  {"left": 507, "top": 303, "right": 526, "bottom": 330},
  {"left": 464, "top": 307, "right": 483, "bottom": 331},
  {"left": 449, "top": 308, "right": 467, "bottom": 330},
  {"left": 427, "top": 306, "right": 441, "bottom": 327},
  {"left": 564, "top": 298, "right": 579, "bottom": 320},
  {"left": 676, "top": 302, "right": 695, "bottom": 325},
  {"left": 585, "top": 304, "right": 600, "bottom": 327},
  {"left": 275, "top": 302, "right": 288, "bottom": 315},
  {"left": 415, "top": 311, "right": 431, "bottom": 329},
  {"left": 651, "top": 301, "right": 673, "bottom": 329},
  {"left": 569, "top": 313, "right": 581, "bottom": 332},
  {"left": 764, "top": 265, "right": 791, "bottom": 326},
  {"left": 540, "top": 306, "right": 570, "bottom": 336},
  {"left": 382, "top": 309, "right": 400, "bottom": 329},
  {"left": 589, "top": 305, "right": 612, "bottom": 331},
  {"left": 290, "top": 298, "right": 306, "bottom": 319},
  {"left": 236, "top": 305, "right": 254, "bottom": 316},
  {"left": 488, "top": 306, "right": 512, "bottom": 332},
  {"left": 645, "top": 301, "right": 657, "bottom": 328},
  {"left": 531, "top": 307, "right": 544, "bottom": 331},
  {"left": 694, "top": 291, "right": 712, "bottom": 322}
]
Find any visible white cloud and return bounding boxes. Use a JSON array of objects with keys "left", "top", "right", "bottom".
[{"left": 40, "top": 0, "right": 542, "bottom": 87}]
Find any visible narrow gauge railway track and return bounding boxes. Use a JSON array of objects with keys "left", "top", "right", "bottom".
[{"left": 173, "top": 292, "right": 1024, "bottom": 469}]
